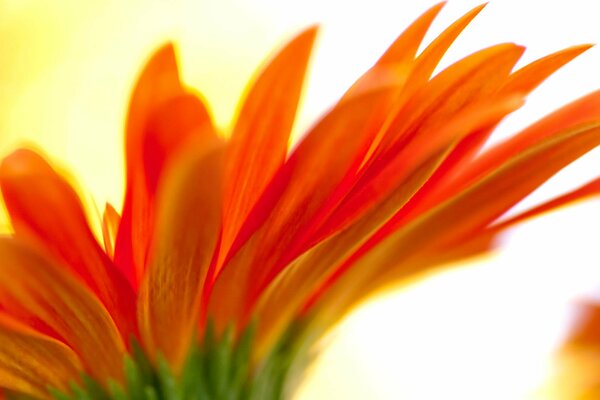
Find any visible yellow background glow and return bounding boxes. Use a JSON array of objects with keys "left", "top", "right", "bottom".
[{"left": 1, "top": 1, "right": 599, "bottom": 398}]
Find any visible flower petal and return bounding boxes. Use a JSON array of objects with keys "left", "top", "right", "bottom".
[
  {"left": 500, "top": 44, "right": 593, "bottom": 95},
  {"left": 403, "top": 3, "right": 487, "bottom": 94},
  {"left": 0, "top": 150, "right": 137, "bottom": 340},
  {"left": 418, "top": 175, "right": 600, "bottom": 268},
  {"left": 115, "top": 44, "right": 217, "bottom": 287},
  {"left": 305, "top": 121, "right": 600, "bottom": 324},
  {"left": 250, "top": 94, "right": 524, "bottom": 350},
  {"left": 378, "top": 2, "right": 446, "bottom": 66},
  {"left": 208, "top": 86, "right": 401, "bottom": 329},
  {"left": 139, "top": 141, "right": 223, "bottom": 370},
  {"left": 345, "top": 2, "right": 445, "bottom": 97},
  {"left": 102, "top": 202, "right": 120, "bottom": 260},
  {"left": 0, "top": 239, "right": 126, "bottom": 383},
  {"left": 244, "top": 45, "right": 525, "bottom": 339},
  {"left": 220, "top": 27, "right": 317, "bottom": 266},
  {"left": 313, "top": 43, "right": 524, "bottom": 241},
  {"left": 427, "top": 90, "right": 600, "bottom": 209},
  {"left": 115, "top": 44, "right": 183, "bottom": 286},
  {"left": 355, "top": 3, "right": 488, "bottom": 158},
  {"left": 491, "top": 176, "right": 600, "bottom": 233},
  {"left": 0, "top": 313, "right": 83, "bottom": 399},
  {"left": 390, "top": 45, "right": 596, "bottom": 221},
  {"left": 210, "top": 44, "right": 522, "bottom": 330}
]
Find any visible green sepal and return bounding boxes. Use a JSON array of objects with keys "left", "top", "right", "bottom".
[{"left": 43, "top": 320, "right": 308, "bottom": 400}]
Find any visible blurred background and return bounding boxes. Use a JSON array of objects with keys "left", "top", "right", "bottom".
[{"left": 1, "top": 0, "right": 599, "bottom": 398}]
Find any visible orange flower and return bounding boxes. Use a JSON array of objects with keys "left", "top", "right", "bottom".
[{"left": 1, "top": 3, "right": 600, "bottom": 399}]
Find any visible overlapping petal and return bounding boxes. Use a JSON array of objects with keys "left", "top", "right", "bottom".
[
  {"left": 0, "top": 239, "right": 126, "bottom": 382},
  {"left": 0, "top": 314, "right": 82, "bottom": 399},
  {"left": 0, "top": 3, "right": 599, "bottom": 398},
  {"left": 0, "top": 150, "right": 136, "bottom": 340},
  {"left": 115, "top": 44, "right": 217, "bottom": 288},
  {"left": 139, "top": 139, "right": 223, "bottom": 370},
  {"left": 208, "top": 86, "right": 401, "bottom": 329},
  {"left": 305, "top": 120, "right": 600, "bottom": 326},
  {"left": 220, "top": 27, "right": 318, "bottom": 268}
]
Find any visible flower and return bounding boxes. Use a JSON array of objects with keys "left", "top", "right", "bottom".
[{"left": 1, "top": 2, "right": 600, "bottom": 399}]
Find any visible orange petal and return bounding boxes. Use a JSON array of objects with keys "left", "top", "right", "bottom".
[
  {"left": 392, "top": 45, "right": 596, "bottom": 222},
  {"left": 500, "top": 44, "right": 593, "bottom": 95},
  {"left": 0, "top": 313, "right": 83, "bottom": 399},
  {"left": 416, "top": 176, "right": 600, "bottom": 271},
  {"left": 305, "top": 121, "right": 600, "bottom": 322},
  {"left": 378, "top": 3, "right": 446, "bottom": 65},
  {"left": 0, "top": 150, "right": 137, "bottom": 341},
  {"left": 0, "top": 239, "right": 126, "bottom": 383},
  {"left": 139, "top": 141, "right": 223, "bottom": 370},
  {"left": 250, "top": 95, "right": 522, "bottom": 351},
  {"left": 208, "top": 86, "right": 401, "bottom": 329},
  {"left": 227, "top": 28, "right": 510, "bottom": 281},
  {"left": 344, "top": 2, "right": 445, "bottom": 97},
  {"left": 491, "top": 176, "right": 600, "bottom": 232},
  {"left": 115, "top": 43, "right": 185, "bottom": 286},
  {"left": 375, "top": 42, "right": 523, "bottom": 161},
  {"left": 117, "top": 91, "right": 217, "bottom": 287},
  {"left": 314, "top": 44, "right": 524, "bottom": 241},
  {"left": 362, "top": 3, "right": 489, "bottom": 159},
  {"left": 447, "top": 90, "right": 600, "bottom": 199},
  {"left": 142, "top": 93, "right": 217, "bottom": 194},
  {"left": 220, "top": 27, "right": 318, "bottom": 267},
  {"left": 387, "top": 122, "right": 600, "bottom": 270},
  {"left": 405, "top": 90, "right": 600, "bottom": 220},
  {"left": 102, "top": 202, "right": 120, "bottom": 260},
  {"left": 407, "top": 3, "right": 487, "bottom": 91},
  {"left": 268, "top": 26, "right": 522, "bottom": 262}
]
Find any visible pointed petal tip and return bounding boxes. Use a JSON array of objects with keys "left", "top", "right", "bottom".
[
  {"left": 142, "top": 41, "right": 180, "bottom": 80},
  {"left": 154, "top": 42, "right": 177, "bottom": 60},
  {"left": 431, "top": 1, "right": 448, "bottom": 13},
  {"left": 571, "top": 43, "right": 595, "bottom": 54},
  {"left": 469, "top": 2, "right": 488, "bottom": 17},
  {"left": 295, "top": 24, "right": 320, "bottom": 48}
]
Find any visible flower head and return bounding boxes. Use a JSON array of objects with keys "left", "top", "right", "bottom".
[{"left": 1, "top": 3, "right": 600, "bottom": 399}]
